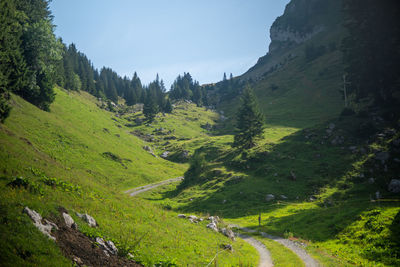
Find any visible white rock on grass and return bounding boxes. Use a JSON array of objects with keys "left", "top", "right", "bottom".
[
  {"left": 23, "top": 207, "right": 57, "bottom": 241},
  {"left": 62, "top": 212, "right": 77, "bottom": 229},
  {"left": 178, "top": 214, "right": 186, "bottom": 218},
  {"left": 221, "top": 228, "right": 235, "bottom": 241},
  {"left": 76, "top": 212, "right": 97, "bottom": 227},
  {"left": 207, "top": 222, "right": 219, "bottom": 232},
  {"left": 95, "top": 237, "right": 118, "bottom": 256},
  {"left": 265, "top": 194, "right": 275, "bottom": 201}
]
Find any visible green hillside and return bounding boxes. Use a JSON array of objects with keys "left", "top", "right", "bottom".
[{"left": 0, "top": 87, "right": 258, "bottom": 266}]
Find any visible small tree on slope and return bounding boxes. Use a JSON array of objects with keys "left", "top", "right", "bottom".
[{"left": 233, "top": 85, "right": 264, "bottom": 150}]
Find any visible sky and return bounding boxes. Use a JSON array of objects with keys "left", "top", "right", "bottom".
[{"left": 50, "top": 0, "right": 290, "bottom": 88}]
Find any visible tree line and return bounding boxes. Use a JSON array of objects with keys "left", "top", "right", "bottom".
[{"left": 342, "top": 0, "right": 400, "bottom": 111}]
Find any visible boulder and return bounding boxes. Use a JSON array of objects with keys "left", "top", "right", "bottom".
[
  {"left": 62, "top": 212, "right": 77, "bottom": 229},
  {"left": 368, "top": 178, "right": 375, "bottom": 184},
  {"left": 207, "top": 222, "right": 218, "bottom": 232},
  {"left": 106, "top": 240, "right": 118, "bottom": 255},
  {"left": 178, "top": 214, "right": 186, "bottom": 218},
  {"left": 160, "top": 151, "right": 170, "bottom": 158},
  {"left": 280, "top": 195, "right": 288, "bottom": 200},
  {"left": 375, "top": 151, "right": 390, "bottom": 164},
  {"left": 208, "top": 216, "right": 220, "bottom": 225},
  {"left": 328, "top": 123, "right": 335, "bottom": 130},
  {"left": 76, "top": 212, "right": 97, "bottom": 227},
  {"left": 388, "top": 179, "right": 400, "bottom": 193},
  {"left": 265, "top": 194, "right": 275, "bottom": 201},
  {"left": 143, "top": 145, "right": 152, "bottom": 152},
  {"left": 188, "top": 215, "right": 198, "bottom": 220},
  {"left": 181, "top": 150, "right": 190, "bottom": 160},
  {"left": 221, "top": 228, "right": 235, "bottom": 241},
  {"left": 223, "top": 244, "right": 233, "bottom": 251},
  {"left": 23, "top": 207, "right": 57, "bottom": 241},
  {"left": 375, "top": 191, "right": 381, "bottom": 200}
]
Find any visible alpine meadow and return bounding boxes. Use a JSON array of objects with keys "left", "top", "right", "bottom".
[{"left": 0, "top": 0, "right": 399, "bottom": 266}]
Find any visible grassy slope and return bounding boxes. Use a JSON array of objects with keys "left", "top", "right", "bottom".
[
  {"left": 0, "top": 87, "right": 258, "bottom": 266},
  {"left": 135, "top": 27, "right": 400, "bottom": 265},
  {"left": 218, "top": 27, "right": 344, "bottom": 131}
]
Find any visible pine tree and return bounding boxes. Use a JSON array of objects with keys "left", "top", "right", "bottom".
[
  {"left": 0, "top": 0, "right": 28, "bottom": 121},
  {"left": 233, "top": 86, "right": 264, "bottom": 150},
  {"left": 164, "top": 98, "right": 173, "bottom": 113},
  {"left": 143, "top": 91, "right": 158, "bottom": 122}
]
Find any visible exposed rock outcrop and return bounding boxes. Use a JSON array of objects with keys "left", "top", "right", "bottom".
[{"left": 23, "top": 207, "right": 58, "bottom": 241}]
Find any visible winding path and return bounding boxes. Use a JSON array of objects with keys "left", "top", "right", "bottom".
[
  {"left": 124, "top": 177, "right": 183, "bottom": 196},
  {"left": 235, "top": 227, "right": 320, "bottom": 267},
  {"left": 125, "top": 178, "right": 319, "bottom": 267},
  {"left": 237, "top": 232, "right": 273, "bottom": 267}
]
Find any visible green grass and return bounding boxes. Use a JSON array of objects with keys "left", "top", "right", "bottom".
[
  {"left": 144, "top": 113, "right": 400, "bottom": 266},
  {"left": 0, "top": 88, "right": 258, "bottom": 266}
]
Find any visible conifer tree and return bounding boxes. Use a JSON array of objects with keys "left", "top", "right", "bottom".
[
  {"left": 143, "top": 91, "right": 158, "bottom": 122},
  {"left": 164, "top": 98, "right": 173, "bottom": 113},
  {"left": 233, "top": 86, "right": 264, "bottom": 150}
]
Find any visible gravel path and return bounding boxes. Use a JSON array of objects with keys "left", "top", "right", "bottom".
[
  {"left": 237, "top": 232, "right": 274, "bottom": 267},
  {"left": 124, "top": 177, "right": 183, "bottom": 196},
  {"left": 238, "top": 227, "right": 320, "bottom": 267},
  {"left": 125, "top": 179, "right": 316, "bottom": 267}
]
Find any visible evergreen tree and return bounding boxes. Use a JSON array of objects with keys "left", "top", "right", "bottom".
[
  {"left": 164, "top": 98, "right": 173, "bottom": 113},
  {"left": 233, "top": 86, "right": 264, "bottom": 150},
  {"left": 14, "top": 0, "right": 63, "bottom": 111},
  {"left": 0, "top": 0, "right": 28, "bottom": 122},
  {"left": 342, "top": 0, "right": 400, "bottom": 106},
  {"left": 143, "top": 91, "right": 158, "bottom": 122}
]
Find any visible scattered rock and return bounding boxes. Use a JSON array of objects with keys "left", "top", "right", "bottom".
[
  {"left": 223, "top": 244, "right": 233, "bottom": 251},
  {"left": 375, "top": 191, "right": 381, "bottom": 200},
  {"left": 181, "top": 150, "right": 190, "bottom": 160},
  {"left": 207, "top": 222, "right": 219, "bottom": 232},
  {"left": 160, "top": 151, "right": 170, "bottom": 158},
  {"left": 76, "top": 212, "right": 97, "bottom": 227},
  {"left": 328, "top": 123, "right": 336, "bottom": 130},
  {"left": 143, "top": 145, "right": 152, "bottom": 152},
  {"left": 63, "top": 212, "right": 78, "bottom": 229},
  {"left": 331, "top": 135, "right": 344, "bottom": 145},
  {"left": 178, "top": 214, "right": 186, "bottom": 218},
  {"left": 188, "top": 215, "right": 198, "bottom": 222},
  {"left": 221, "top": 228, "right": 235, "bottom": 241},
  {"left": 73, "top": 256, "right": 83, "bottom": 265},
  {"left": 208, "top": 216, "right": 220, "bottom": 224},
  {"left": 309, "top": 196, "right": 317, "bottom": 202},
  {"left": 23, "top": 207, "right": 57, "bottom": 241},
  {"left": 106, "top": 240, "right": 118, "bottom": 255},
  {"left": 375, "top": 151, "right": 390, "bottom": 164},
  {"left": 368, "top": 178, "right": 375, "bottom": 184},
  {"left": 95, "top": 237, "right": 118, "bottom": 256},
  {"left": 388, "top": 179, "right": 400, "bottom": 193},
  {"left": 265, "top": 194, "right": 275, "bottom": 201},
  {"left": 280, "top": 195, "right": 288, "bottom": 200}
]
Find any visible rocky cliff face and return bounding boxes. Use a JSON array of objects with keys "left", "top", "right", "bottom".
[{"left": 242, "top": 0, "right": 341, "bottom": 80}]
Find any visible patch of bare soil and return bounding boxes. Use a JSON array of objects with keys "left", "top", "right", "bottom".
[{"left": 54, "top": 209, "right": 142, "bottom": 267}]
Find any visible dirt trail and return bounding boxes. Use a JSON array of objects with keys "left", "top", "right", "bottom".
[
  {"left": 124, "top": 177, "right": 184, "bottom": 196},
  {"left": 237, "top": 232, "right": 274, "bottom": 267},
  {"left": 125, "top": 178, "right": 274, "bottom": 266},
  {"left": 238, "top": 227, "right": 320, "bottom": 267}
]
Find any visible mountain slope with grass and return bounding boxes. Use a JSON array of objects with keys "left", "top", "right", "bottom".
[
  {"left": 211, "top": 0, "right": 345, "bottom": 131},
  {"left": 0, "top": 87, "right": 258, "bottom": 266}
]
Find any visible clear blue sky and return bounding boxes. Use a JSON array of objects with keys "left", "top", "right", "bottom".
[{"left": 50, "top": 0, "right": 290, "bottom": 88}]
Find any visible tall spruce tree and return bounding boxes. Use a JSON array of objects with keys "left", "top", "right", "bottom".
[
  {"left": 143, "top": 91, "right": 158, "bottom": 122},
  {"left": 233, "top": 86, "right": 264, "bottom": 149}
]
